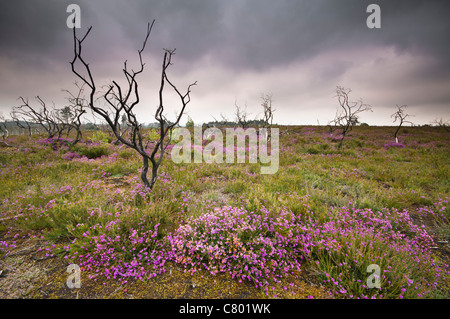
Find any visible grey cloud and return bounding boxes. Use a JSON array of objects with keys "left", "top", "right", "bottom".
[
  {"left": 0, "top": 0, "right": 449, "bottom": 124},
  {"left": 2, "top": 0, "right": 449, "bottom": 71},
  {"left": 0, "top": 0, "right": 83, "bottom": 62}
]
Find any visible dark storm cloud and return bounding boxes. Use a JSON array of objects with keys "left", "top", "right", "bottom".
[
  {"left": 0, "top": 0, "right": 449, "bottom": 124},
  {"left": 1, "top": 0, "right": 449, "bottom": 71},
  {"left": 0, "top": 0, "right": 66, "bottom": 53},
  {"left": 1, "top": 1, "right": 449, "bottom": 61},
  {"left": 0, "top": 0, "right": 83, "bottom": 63},
  {"left": 117, "top": 0, "right": 450, "bottom": 72}
]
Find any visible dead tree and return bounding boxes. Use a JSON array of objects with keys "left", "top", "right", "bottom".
[
  {"left": 0, "top": 114, "right": 10, "bottom": 146},
  {"left": 327, "top": 110, "right": 345, "bottom": 136},
  {"left": 11, "top": 96, "right": 66, "bottom": 139},
  {"left": 431, "top": 118, "right": 449, "bottom": 132},
  {"left": 61, "top": 82, "right": 88, "bottom": 145},
  {"left": 391, "top": 104, "right": 414, "bottom": 143},
  {"left": 70, "top": 20, "right": 196, "bottom": 190},
  {"left": 10, "top": 109, "right": 33, "bottom": 137},
  {"left": 234, "top": 100, "right": 250, "bottom": 129},
  {"left": 333, "top": 86, "right": 372, "bottom": 149},
  {"left": 110, "top": 114, "right": 132, "bottom": 145},
  {"left": 98, "top": 87, "right": 132, "bottom": 145},
  {"left": 261, "top": 93, "right": 275, "bottom": 128},
  {"left": 260, "top": 93, "right": 275, "bottom": 140}
]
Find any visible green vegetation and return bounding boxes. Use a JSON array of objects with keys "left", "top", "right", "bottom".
[{"left": 0, "top": 126, "right": 448, "bottom": 299}]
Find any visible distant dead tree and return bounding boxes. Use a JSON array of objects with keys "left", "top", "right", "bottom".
[
  {"left": 0, "top": 115, "right": 8, "bottom": 138},
  {"left": 218, "top": 113, "right": 232, "bottom": 127},
  {"left": 260, "top": 93, "right": 275, "bottom": 140},
  {"left": 10, "top": 83, "right": 87, "bottom": 144},
  {"left": 391, "top": 104, "right": 414, "bottom": 143},
  {"left": 11, "top": 96, "right": 66, "bottom": 139},
  {"left": 9, "top": 108, "right": 33, "bottom": 137},
  {"left": 234, "top": 100, "right": 251, "bottom": 129},
  {"left": 207, "top": 113, "right": 230, "bottom": 131},
  {"left": 431, "top": 117, "right": 449, "bottom": 132},
  {"left": 261, "top": 93, "right": 275, "bottom": 128},
  {"left": 70, "top": 20, "right": 196, "bottom": 190},
  {"left": 0, "top": 114, "right": 10, "bottom": 145},
  {"left": 0, "top": 115, "right": 18, "bottom": 148},
  {"left": 332, "top": 86, "right": 372, "bottom": 149},
  {"left": 61, "top": 82, "right": 88, "bottom": 145}
]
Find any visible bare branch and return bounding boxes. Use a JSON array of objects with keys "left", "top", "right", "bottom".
[
  {"left": 261, "top": 93, "right": 275, "bottom": 128},
  {"left": 70, "top": 20, "right": 196, "bottom": 190},
  {"left": 332, "top": 86, "right": 372, "bottom": 149},
  {"left": 391, "top": 104, "right": 414, "bottom": 141},
  {"left": 11, "top": 96, "right": 65, "bottom": 138},
  {"left": 431, "top": 117, "right": 449, "bottom": 132},
  {"left": 234, "top": 100, "right": 250, "bottom": 129}
]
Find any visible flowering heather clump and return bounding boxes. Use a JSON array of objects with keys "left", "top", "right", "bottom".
[
  {"left": 330, "top": 135, "right": 343, "bottom": 142},
  {"left": 384, "top": 141, "right": 405, "bottom": 149},
  {"left": 37, "top": 137, "right": 73, "bottom": 150},
  {"left": 65, "top": 220, "right": 167, "bottom": 283},
  {"left": 84, "top": 140, "right": 101, "bottom": 146},
  {"left": 168, "top": 206, "right": 311, "bottom": 290},
  {"left": 62, "top": 151, "right": 81, "bottom": 161},
  {"left": 309, "top": 206, "right": 447, "bottom": 298}
]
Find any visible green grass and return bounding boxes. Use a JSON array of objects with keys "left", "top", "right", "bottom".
[{"left": 0, "top": 126, "right": 448, "bottom": 299}]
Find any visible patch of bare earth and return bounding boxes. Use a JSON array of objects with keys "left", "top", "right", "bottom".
[
  {"left": 409, "top": 208, "right": 450, "bottom": 297},
  {"left": 0, "top": 229, "right": 65, "bottom": 298}
]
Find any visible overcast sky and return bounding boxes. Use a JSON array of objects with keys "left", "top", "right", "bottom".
[{"left": 1, "top": 0, "right": 449, "bottom": 125}]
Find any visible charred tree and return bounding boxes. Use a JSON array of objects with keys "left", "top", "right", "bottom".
[
  {"left": 333, "top": 86, "right": 372, "bottom": 149},
  {"left": 391, "top": 104, "right": 414, "bottom": 143},
  {"left": 70, "top": 20, "right": 196, "bottom": 189}
]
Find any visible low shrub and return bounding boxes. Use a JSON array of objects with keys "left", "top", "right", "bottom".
[
  {"left": 38, "top": 137, "right": 73, "bottom": 150},
  {"left": 384, "top": 141, "right": 405, "bottom": 149},
  {"left": 118, "top": 148, "right": 134, "bottom": 159},
  {"left": 90, "top": 131, "right": 112, "bottom": 144},
  {"left": 104, "top": 161, "right": 136, "bottom": 177},
  {"left": 72, "top": 144, "right": 111, "bottom": 159},
  {"left": 62, "top": 151, "right": 82, "bottom": 161},
  {"left": 309, "top": 206, "right": 444, "bottom": 298},
  {"left": 306, "top": 143, "right": 331, "bottom": 154},
  {"left": 168, "top": 206, "right": 311, "bottom": 289}
]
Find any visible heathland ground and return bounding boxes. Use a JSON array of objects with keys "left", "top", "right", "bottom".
[{"left": 0, "top": 125, "right": 448, "bottom": 299}]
